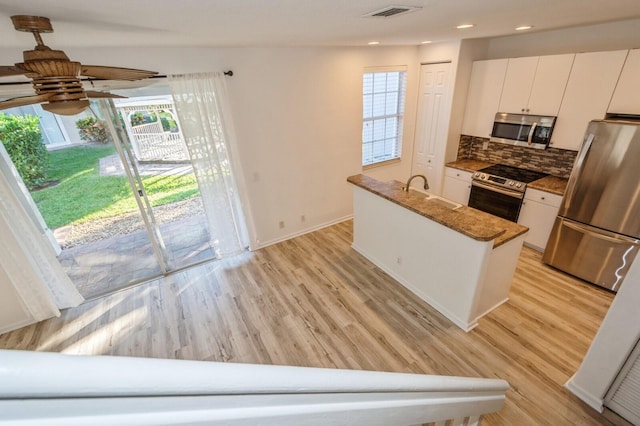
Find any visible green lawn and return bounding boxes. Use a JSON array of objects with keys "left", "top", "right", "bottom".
[{"left": 31, "top": 144, "right": 199, "bottom": 229}]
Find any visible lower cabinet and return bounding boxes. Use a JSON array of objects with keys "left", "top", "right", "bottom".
[
  {"left": 442, "top": 168, "right": 472, "bottom": 205},
  {"left": 518, "top": 188, "right": 563, "bottom": 251}
]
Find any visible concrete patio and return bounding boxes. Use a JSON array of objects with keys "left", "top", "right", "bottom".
[
  {"left": 55, "top": 154, "right": 216, "bottom": 300},
  {"left": 58, "top": 213, "right": 216, "bottom": 299}
]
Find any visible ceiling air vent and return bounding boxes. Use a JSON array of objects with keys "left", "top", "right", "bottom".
[{"left": 363, "top": 6, "right": 422, "bottom": 18}]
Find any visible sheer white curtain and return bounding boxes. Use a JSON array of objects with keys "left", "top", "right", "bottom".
[
  {"left": 0, "top": 144, "right": 84, "bottom": 323},
  {"left": 168, "top": 72, "right": 250, "bottom": 258}
]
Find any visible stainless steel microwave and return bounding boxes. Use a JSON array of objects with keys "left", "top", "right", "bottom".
[{"left": 490, "top": 112, "right": 556, "bottom": 150}]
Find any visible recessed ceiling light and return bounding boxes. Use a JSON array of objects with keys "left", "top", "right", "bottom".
[
  {"left": 368, "top": 41, "right": 380, "bottom": 45},
  {"left": 515, "top": 25, "right": 533, "bottom": 31},
  {"left": 421, "top": 40, "right": 432, "bottom": 44},
  {"left": 456, "top": 24, "right": 474, "bottom": 29}
]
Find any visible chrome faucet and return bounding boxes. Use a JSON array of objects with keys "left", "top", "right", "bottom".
[{"left": 404, "top": 174, "right": 429, "bottom": 192}]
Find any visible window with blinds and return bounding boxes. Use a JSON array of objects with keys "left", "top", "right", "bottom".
[{"left": 362, "top": 69, "right": 407, "bottom": 166}]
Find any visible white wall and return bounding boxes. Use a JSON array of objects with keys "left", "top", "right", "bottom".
[
  {"left": 0, "top": 265, "right": 31, "bottom": 334},
  {"left": 485, "top": 18, "right": 640, "bottom": 59},
  {"left": 566, "top": 254, "right": 640, "bottom": 412},
  {"left": 0, "top": 46, "right": 419, "bottom": 247}
]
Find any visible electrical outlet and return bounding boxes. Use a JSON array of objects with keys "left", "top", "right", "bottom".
[
  {"left": 482, "top": 141, "right": 489, "bottom": 150},
  {"left": 301, "top": 215, "right": 306, "bottom": 223},
  {"left": 396, "top": 257, "right": 402, "bottom": 265},
  {"left": 279, "top": 221, "right": 285, "bottom": 229}
]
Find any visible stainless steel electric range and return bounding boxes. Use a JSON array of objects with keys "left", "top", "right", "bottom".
[{"left": 468, "top": 164, "right": 548, "bottom": 222}]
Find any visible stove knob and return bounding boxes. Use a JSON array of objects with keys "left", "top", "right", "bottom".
[
  {"left": 516, "top": 183, "right": 522, "bottom": 188},
  {"left": 481, "top": 174, "right": 486, "bottom": 179},
  {"left": 509, "top": 181, "right": 515, "bottom": 186},
  {"left": 474, "top": 172, "right": 480, "bottom": 178}
]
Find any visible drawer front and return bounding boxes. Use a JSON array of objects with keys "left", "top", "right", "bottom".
[
  {"left": 524, "top": 188, "right": 562, "bottom": 207},
  {"left": 445, "top": 167, "right": 473, "bottom": 181}
]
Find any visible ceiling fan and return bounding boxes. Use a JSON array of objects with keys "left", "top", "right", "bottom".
[{"left": 0, "top": 15, "right": 158, "bottom": 115}]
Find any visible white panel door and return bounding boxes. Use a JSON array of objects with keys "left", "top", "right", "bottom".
[{"left": 412, "top": 62, "right": 451, "bottom": 195}]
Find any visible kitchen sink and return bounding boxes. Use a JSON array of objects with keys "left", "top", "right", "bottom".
[{"left": 406, "top": 188, "right": 463, "bottom": 210}]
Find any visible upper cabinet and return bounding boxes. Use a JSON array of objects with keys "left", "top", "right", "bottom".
[
  {"left": 527, "top": 54, "right": 575, "bottom": 116},
  {"left": 551, "top": 50, "right": 627, "bottom": 151},
  {"left": 498, "top": 54, "right": 574, "bottom": 116},
  {"left": 608, "top": 49, "right": 640, "bottom": 115},
  {"left": 461, "top": 59, "right": 508, "bottom": 138}
]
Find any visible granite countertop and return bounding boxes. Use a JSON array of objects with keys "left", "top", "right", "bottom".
[
  {"left": 347, "top": 174, "right": 528, "bottom": 248},
  {"left": 446, "top": 159, "right": 569, "bottom": 195},
  {"left": 527, "top": 175, "right": 568, "bottom": 196},
  {"left": 446, "top": 159, "right": 494, "bottom": 172}
]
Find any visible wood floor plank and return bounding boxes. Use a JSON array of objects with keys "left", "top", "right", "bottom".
[{"left": 0, "top": 219, "right": 627, "bottom": 425}]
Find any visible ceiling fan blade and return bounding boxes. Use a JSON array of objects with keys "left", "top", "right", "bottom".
[
  {"left": 0, "top": 94, "right": 53, "bottom": 110},
  {"left": 81, "top": 65, "right": 158, "bottom": 81},
  {"left": 0, "top": 65, "right": 28, "bottom": 77},
  {"left": 85, "top": 91, "right": 127, "bottom": 99}
]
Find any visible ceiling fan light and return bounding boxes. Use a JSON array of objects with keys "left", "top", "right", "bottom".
[{"left": 41, "top": 99, "right": 90, "bottom": 116}]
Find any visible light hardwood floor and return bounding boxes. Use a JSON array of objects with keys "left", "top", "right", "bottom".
[{"left": 0, "top": 220, "right": 625, "bottom": 425}]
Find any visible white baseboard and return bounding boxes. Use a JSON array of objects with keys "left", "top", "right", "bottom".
[
  {"left": 523, "top": 242, "right": 544, "bottom": 253},
  {"left": 255, "top": 215, "right": 353, "bottom": 249},
  {"left": 351, "top": 243, "right": 475, "bottom": 332},
  {"left": 565, "top": 375, "right": 604, "bottom": 413},
  {"left": 471, "top": 298, "right": 510, "bottom": 326}
]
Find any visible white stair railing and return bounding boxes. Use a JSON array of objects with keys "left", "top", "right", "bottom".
[{"left": 0, "top": 349, "right": 508, "bottom": 425}]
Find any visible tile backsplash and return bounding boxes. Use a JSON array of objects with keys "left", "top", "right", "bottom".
[{"left": 457, "top": 135, "right": 577, "bottom": 178}]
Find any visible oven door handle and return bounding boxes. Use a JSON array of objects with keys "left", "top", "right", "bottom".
[
  {"left": 527, "top": 122, "right": 538, "bottom": 146},
  {"left": 471, "top": 181, "right": 524, "bottom": 199}
]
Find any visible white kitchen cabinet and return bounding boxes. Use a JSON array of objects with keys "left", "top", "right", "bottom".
[
  {"left": 498, "top": 56, "right": 538, "bottom": 114},
  {"left": 551, "top": 50, "right": 627, "bottom": 151},
  {"left": 498, "top": 54, "right": 574, "bottom": 116},
  {"left": 526, "top": 54, "right": 575, "bottom": 116},
  {"left": 461, "top": 59, "right": 508, "bottom": 138},
  {"left": 608, "top": 49, "right": 640, "bottom": 115},
  {"left": 442, "top": 167, "right": 472, "bottom": 206},
  {"left": 517, "top": 188, "right": 563, "bottom": 252}
]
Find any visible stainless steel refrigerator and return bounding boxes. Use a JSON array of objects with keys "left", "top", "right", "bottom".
[{"left": 543, "top": 118, "right": 640, "bottom": 292}]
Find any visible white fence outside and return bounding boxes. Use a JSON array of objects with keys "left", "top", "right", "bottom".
[{"left": 117, "top": 101, "right": 190, "bottom": 162}]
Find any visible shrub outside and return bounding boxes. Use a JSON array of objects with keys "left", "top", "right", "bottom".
[
  {"left": 76, "top": 117, "right": 110, "bottom": 144},
  {"left": 0, "top": 113, "right": 48, "bottom": 190}
]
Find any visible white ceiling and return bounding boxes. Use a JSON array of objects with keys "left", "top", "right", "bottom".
[{"left": 0, "top": 0, "right": 639, "bottom": 48}]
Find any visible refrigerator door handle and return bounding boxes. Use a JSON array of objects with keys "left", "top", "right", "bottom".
[
  {"left": 562, "top": 220, "right": 640, "bottom": 244},
  {"left": 564, "top": 133, "right": 595, "bottom": 210}
]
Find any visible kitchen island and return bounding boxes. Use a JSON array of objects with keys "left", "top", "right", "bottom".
[{"left": 347, "top": 174, "right": 528, "bottom": 331}]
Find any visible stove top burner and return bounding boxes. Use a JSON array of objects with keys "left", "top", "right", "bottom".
[
  {"left": 473, "top": 164, "right": 548, "bottom": 192},
  {"left": 479, "top": 164, "right": 549, "bottom": 183}
]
